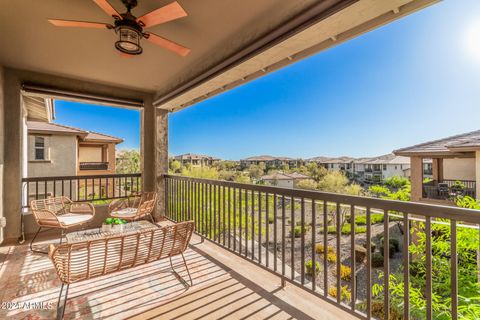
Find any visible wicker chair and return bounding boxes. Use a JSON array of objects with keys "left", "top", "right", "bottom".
[
  {"left": 30, "top": 196, "right": 95, "bottom": 253},
  {"left": 49, "top": 221, "right": 194, "bottom": 319},
  {"left": 108, "top": 192, "right": 157, "bottom": 222}
]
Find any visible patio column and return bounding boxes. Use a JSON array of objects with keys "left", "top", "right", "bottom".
[
  {"left": 410, "top": 156, "right": 423, "bottom": 202},
  {"left": 432, "top": 158, "right": 443, "bottom": 181},
  {"left": 142, "top": 102, "right": 168, "bottom": 220},
  {"left": 476, "top": 151, "right": 480, "bottom": 199},
  {"left": 1, "top": 68, "right": 22, "bottom": 241}
]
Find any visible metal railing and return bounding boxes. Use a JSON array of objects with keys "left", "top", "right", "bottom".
[
  {"left": 423, "top": 179, "right": 476, "bottom": 201},
  {"left": 79, "top": 161, "right": 109, "bottom": 170},
  {"left": 164, "top": 174, "right": 480, "bottom": 320},
  {"left": 22, "top": 173, "right": 142, "bottom": 208}
]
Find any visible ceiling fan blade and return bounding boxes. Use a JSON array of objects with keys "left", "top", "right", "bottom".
[
  {"left": 48, "top": 19, "right": 112, "bottom": 29},
  {"left": 93, "top": 0, "right": 121, "bottom": 18},
  {"left": 137, "top": 1, "right": 187, "bottom": 28},
  {"left": 146, "top": 32, "right": 190, "bottom": 56}
]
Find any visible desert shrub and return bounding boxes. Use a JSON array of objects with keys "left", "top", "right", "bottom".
[
  {"left": 315, "top": 243, "right": 335, "bottom": 254},
  {"left": 327, "top": 223, "right": 366, "bottom": 235},
  {"left": 326, "top": 251, "right": 337, "bottom": 263},
  {"left": 268, "top": 214, "right": 274, "bottom": 224},
  {"left": 334, "top": 264, "right": 352, "bottom": 280},
  {"left": 291, "top": 225, "right": 309, "bottom": 238},
  {"left": 372, "top": 252, "right": 384, "bottom": 268},
  {"left": 355, "top": 213, "right": 384, "bottom": 225},
  {"left": 305, "top": 259, "right": 321, "bottom": 276},
  {"left": 328, "top": 285, "right": 351, "bottom": 302}
]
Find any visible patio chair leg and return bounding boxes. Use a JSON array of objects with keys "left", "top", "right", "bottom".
[
  {"left": 56, "top": 283, "right": 70, "bottom": 320},
  {"left": 169, "top": 254, "right": 193, "bottom": 287},
  {"left": 30, "top": 227, "right": 48, "bottom": 254},
  {"left": 181, "top": 252, "right": 193, "bottom": 286}
]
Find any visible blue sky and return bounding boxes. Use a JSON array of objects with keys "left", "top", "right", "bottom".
[
  {"left": 56, "top": 0, "right": 480, "bottom": 160},
  {"left": 54, "top": 100, "right": 140, "bottom": 150}
]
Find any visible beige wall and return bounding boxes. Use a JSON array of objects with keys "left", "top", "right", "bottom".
[
  {"left": 264, "top": 179, "right": 294, "bottom": 189},
  {"left": 443, "top": 158, "right": 475, "bottom": 181},
  {"left": 28, "top": 134, "right": 77, "bottom": 177}
]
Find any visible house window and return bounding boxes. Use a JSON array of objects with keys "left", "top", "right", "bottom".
[
  {"left": 383, "top": 164, "right": 387, "bottom": 170},
  {"left": 34, "top": 136, "right": 45, "bottom": 160}
]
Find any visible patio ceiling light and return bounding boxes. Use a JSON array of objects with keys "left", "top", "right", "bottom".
[
  {"left": 115, "top": 25, "right": 143, "bottom": 55},
  {"left": 47, "top": 0, "right": 190, "bottom": 57}
]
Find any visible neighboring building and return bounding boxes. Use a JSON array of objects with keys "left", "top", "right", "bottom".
[
  {"left": 240, "top": 156, "right": 298, "bottom": 169},
  {"left": 359, "top": 154, "right": 410, "bottom": 183},
  {"left": 261, "top": 172, "right": 311, "bottom": 189},
  {"left": 308, "top": 156, "right": 354, "bottom": 171},
  {"left": 173, "top": 153, "right": 220, "bottom": 167},
  {"left": 23, "top": 98, "right": 123, "bottom": 202},
  {"left": 394, "top": 130, "right": 480, "bottom": 203},
  {"left": 27, "top": 121, "right": 122, "bottom": 177}
]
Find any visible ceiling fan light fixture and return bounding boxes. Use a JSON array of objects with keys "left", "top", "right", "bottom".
[{"left": 115, "top": 26, "right": 142, "bottom": 55}]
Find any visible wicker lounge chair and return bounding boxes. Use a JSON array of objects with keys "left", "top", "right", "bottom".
[
  {"left": 30, "top": 196, "right": 95, "bottom": 253},
  {"left": 108, "top": 191, "right": 157, "bottom": 222},
  {"left": 49, "top": 221, "right": 194, "bottom": 319}
]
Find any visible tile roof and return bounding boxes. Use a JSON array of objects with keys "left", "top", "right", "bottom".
[
  {"left": 363, "top": 154, "right": 410, "bottom": 165},
  {"left": 394, "top": 130, "right": 480, "bottom": 155},
  {"left": 27, "top": 121, "right": 123, "bottom": 143},
  {"left": 261, "top": 172, "right": 310, "bottom": 180}
]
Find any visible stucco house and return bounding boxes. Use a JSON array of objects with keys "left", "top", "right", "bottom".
[
  {"left": 173, "top": 153, "right": 219, "bottom": 168},
  {"left": 261, "top": 172, "right": 311, "bottom": 189},
  {"left": 23, "top": 98, "right": 123, "bottom": 202},
  {"left": 394, "top": 129, "right": 480, "bottom": 203},
  {"left": 240, "top": 155, "right": 298, "bottom": 169}
]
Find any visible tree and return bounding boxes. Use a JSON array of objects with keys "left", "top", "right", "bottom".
[
  {"left": 296, "top": 179, "right": 318, "bottom": 190},
  {"left": 317, "top": 171, "right": 349, "bottom": 193},
  {"left": 116, "top": 149, "right": 140, "bottom": 174},
  {"left": 169, "top": 160, "right": 182, "bottom": 173},
  {"left": 384, "top": 175, "right": 409, "bottom": 189},
  {"left": 246, "top": 164, "right": 264, "bottom": 180}
]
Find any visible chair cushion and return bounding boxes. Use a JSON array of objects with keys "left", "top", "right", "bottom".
[
  {"left": 57, "top": 213, "right": 92, "bottom": 226},
  {"left": 111, "top": 207, "right": 138, "bottom": 218}
]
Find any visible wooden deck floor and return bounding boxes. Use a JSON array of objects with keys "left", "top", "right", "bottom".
[{"left": 0, "top": 230, "right": 358, "bottom": 320}]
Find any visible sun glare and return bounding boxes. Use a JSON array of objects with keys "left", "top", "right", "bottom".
[{"left": 465, "top": 20, "right": 480, "bottom": 62}]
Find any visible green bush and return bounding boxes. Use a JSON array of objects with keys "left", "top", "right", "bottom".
[
  {"left": 384, "top": 175, "right": 409, "bottom": 189},
  {"left": 305, "top": 259, "right": 321, "bottom": 276},
  {"left": 291, "top": 225, "right": 309, "bottom": 237},
  {"left": 371, "top": 252, "right": 384, "bottom": 268},
  {"left": 268, "top": 214, "right": 275, "bottom": 224},
  {"left": 328, "top": 223, "right": 366, "bottom": 234},
  {"left": 355, "top": 213, "right": 384, "bottom": 225},
  {"left": 379, "top": 238, "right": 400, "bottom": 255}
]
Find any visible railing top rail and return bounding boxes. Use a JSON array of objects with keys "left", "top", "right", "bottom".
[
  {"left": 22, "top": 173, "right": 141, "bottom": 182},
  {"left": 165, "top": 174, "right": 480, "bottom": 224}
]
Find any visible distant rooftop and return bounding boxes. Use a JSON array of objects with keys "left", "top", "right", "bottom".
[
  {"left": 27, "top": 121, "right": 123, "bottom": 144},
  {"left": 242, "top": 155, "right": 295, "bottom": 161},
  {"left": 261, "top": 172, "right": 310, "bottom": 181},
  {"left": 174, "top": 153, "right": 220, "bottom": 161},
  {"left": 394, "top": 130, "right": 480, "bottom": 156}
]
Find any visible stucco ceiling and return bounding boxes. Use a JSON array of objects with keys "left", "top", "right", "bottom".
[{"left": 0, "top": 0, "right": 320, "bottom": 93}]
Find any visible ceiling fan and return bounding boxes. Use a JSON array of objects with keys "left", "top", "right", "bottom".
[{"left": 48, "top": 0, "right": 190, "bottom": 57}]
